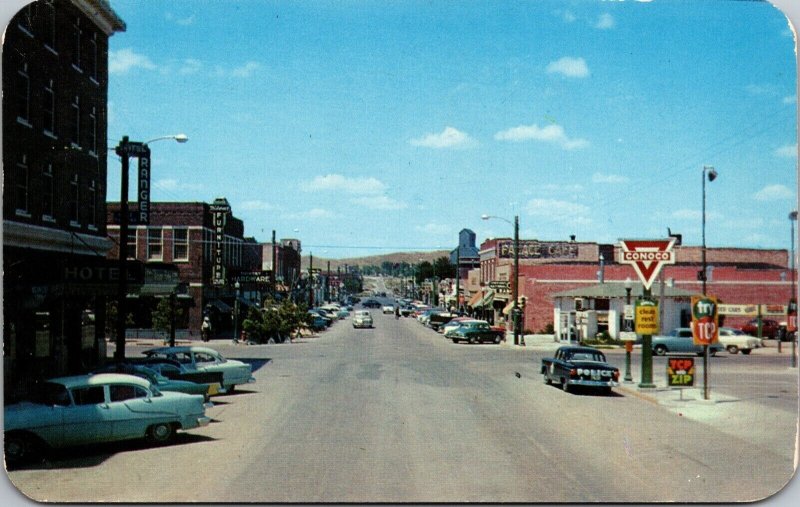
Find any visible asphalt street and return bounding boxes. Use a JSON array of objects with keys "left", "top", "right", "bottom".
[{"left": 5, "top": 308, "right": 798, "bottom": 503}]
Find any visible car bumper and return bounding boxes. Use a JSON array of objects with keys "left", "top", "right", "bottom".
[
  {"left": 197, "top": 416, "right": 211, "bottom": 427},
  {"left": 567, "top": 379, "right": 619, "bottom": 388}
]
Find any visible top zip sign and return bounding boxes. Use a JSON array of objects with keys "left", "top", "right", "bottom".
[{"left": 619, "top": 239, "right": 677, "bottom": 290}]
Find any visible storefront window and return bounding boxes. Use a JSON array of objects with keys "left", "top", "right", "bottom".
[{"left": 34, "top": 311, "right": 51, "bottom": 358}]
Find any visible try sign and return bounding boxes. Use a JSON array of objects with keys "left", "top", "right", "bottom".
[
  {"left": 691, "top": 295, "right": 719, "bottom": 345},
  {"left": 619, "top": 239, "right": 676, "bottom": 290}
]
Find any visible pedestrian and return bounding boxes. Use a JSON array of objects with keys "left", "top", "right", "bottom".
[
  {"left": 395, "top": 306, "right": 400, "bottom": 320},
  {"left": 201, "top": 317, "right": 211, "bottom": 342}
]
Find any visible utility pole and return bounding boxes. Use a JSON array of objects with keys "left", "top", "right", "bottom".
[
  {"left": 308, "top": 254, "right": 314, "bottom": 308},
  {"left": 271, "top": 230, "right": 276, "bottom": 297},
  {"left": 326, "top": 260, "right": 331, "bottom": 303},
  {"left": 455, "top": 248, "right": 460, "bottom": 313},
  {"left": 512, "top": 215, "right": 520, "bottom": 346},
  {"left": 114, "top": 136, "right": 131, "bottom": 361}
]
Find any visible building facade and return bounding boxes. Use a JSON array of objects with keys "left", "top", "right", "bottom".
[
  {"left": 107, "top": 200, "right": 251, "bottom": 336},
  {"left": 3, "top": 0, "right": 125, "bottom": 399},
  {"left": 477, "top": 237, "right": 794, "bottom": 338}
]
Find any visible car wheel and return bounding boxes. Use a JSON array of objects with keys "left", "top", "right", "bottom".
[
  {"left": 709, "top": 349, "right": 717, "bottom": 357},
  {"left": 561, "top": 379, "right": 570, "bottom": 393},
  {"left": 4, "top": 432, "right": 42, "bottom": 467},
  {"left": 654, "top": 345, "right": 667, "bottom": 356},
  {"left": 727, "top": 345, "right": 739, "bottom": 354},
  {"left": 226, "top": 384, "right": 236, "bottom": 394},
  {"left": 469, "top": 336, "right": 478, "bottom": 344},
  {"left": 147, "top": 422, "right": 175, "bottom": 444},
  {"left": 543, "top": 374, "right": 551, "bottom": 385},
  {"left": 741, "top": 349, "right": 752, "bottom": 355},
  {"left": 494, "top": 335, "right": 501, "bottom": 344},
  {"left": 452, "top": 338, "right": 459, "bottom": 344}
]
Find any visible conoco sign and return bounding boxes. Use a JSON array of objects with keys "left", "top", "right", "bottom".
[{"left": 619, "top": 239, "right": 676, "bottom": 290}]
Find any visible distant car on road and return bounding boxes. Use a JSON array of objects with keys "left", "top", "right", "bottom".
[
  {"left": 718, "top": 327, "right": 763, "bottom": 354},
  {"left": 382, "top": 305, "right": 395, "bottom": 314},
  {"left": 353, "top": 310, "right": 374, "bottom": 328},
  {"left": 4, "top": 373, "right": 210, "bottom": 467},
  {"left": 541, "top": 346, "right": 620, "bottom": 394},
  {"left": 652, "top": 328, "right": 723, "bottom": 356},
  {"left": 362, "top": 299, "right": 381, "bottom": 309},
  {"left": 740, "top": 318, "right": 781, "bottom": 339},
  {"left": 446, "top": 321, "right": 502, "bottom": 344}
]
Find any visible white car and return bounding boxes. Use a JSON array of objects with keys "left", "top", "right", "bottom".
[
  {"left": 382, "top": 305, "right": 395, "bottom": 314},
  {"left": 718, "top": 327, "right": 763, "bottom": 355},
  {"left": 353, "top": 310, "right": 374, "bottom": 328}
]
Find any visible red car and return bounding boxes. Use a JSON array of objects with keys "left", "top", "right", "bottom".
[{"left": 740, "top": 318, "right": 780, "bottom": 339}]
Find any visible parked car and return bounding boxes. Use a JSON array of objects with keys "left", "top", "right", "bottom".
[
  {"left": 740, "top": 318, "right": 781, "bottom": 339},
  {"left": 382, "top": 305, "right": 395, "bottom": 314},
  {"left": 4, "top": 373, "right": 210, "bottom": 466},
  {"left": 132, "top": 358, "right": 226, "bottom": 395},
  {"left": 428, "top": 312, "right": 458, "bottom": 331},
  {"left": 307, "top": 311, "right": 330, "bottom": 331},
  {"left": 541, "top": 346, "right": 620, "bottom": 394},
  {"left": 362, "top": 299, "right": 381, "bottom": 309},
  {"left": 95, "top": 364, "right": 215, "bottom": 401},
  {"left": 399, "top": 306, "right": 416, "bottom": 317},
  {"left": 353, "top": 310, "right": 374, "bottom": 328},
  {"left": 142, "top": 346, "right": 256, "bottom": 392},
  {"left": 651, "top": 328, "right": 724, "bottom": 356},
  {"left": 447, "top": 321, "right": 503, "bottom": 344},
  {"left": 718, "top": 327, "right": 763, "bottom": 354},
  {"left": 442, "top": 317, "right": 482, "bottom": 336}
]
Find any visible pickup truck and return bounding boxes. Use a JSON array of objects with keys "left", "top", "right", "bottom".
[{"left": 541, "top": 346, "right": 620, "bottom": 394}]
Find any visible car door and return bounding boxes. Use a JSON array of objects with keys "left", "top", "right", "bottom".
[
  {"left": 109, "top": 383, "right": 166, "bottom": 440},
  {"left": 63, "top": 385, "right": 113, "bottom": 445}
]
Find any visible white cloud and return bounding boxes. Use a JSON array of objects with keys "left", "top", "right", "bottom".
[
  {"left": 592, "top": 172, "right": 628, "bottom": 184},
  {"left": 415, "top": 223, "right": 451, "bottom": 236},
  {"left": 179, "top": 59, "right": 202, "bottom": 75},
  {"left": 783, "top": 95, "right": 797, "bottom": 104},
  {"left": 109, "top": 48, "right": 156, "bottom": 75},
  {"left": 545, "top": 57, "right": 589, "bottom": 78},
  {"left": 754, "top": 184, "right": 794, "bottom": 201},
  {"left": 239, "top": 200, "right": 274, "bottom": 211},
  {"left": 154, "top": 178, "right": 203, "bottom": 192},
  {"left": 525, "top": 198, "right": 591, "bottom": 225},
  {"left": 410, "top": 126, "right": 475, "bottom": 149},
  {"left": 283, "top": 208, "right": 335, "bottom": 220},
  {"left": 350, "top": 195, "right": 407, "bottom": 210},
  {"left": 231, "top": 61, "right": 261, "bottom": 77},
  {"left": 300, "top": 174, "right": 386, "bottom": 195},
  {"left": 561, "top": 10, "right": 576, "bottom": 23},
  {"left": 774, "top": 144, "right": 797, "bottom": 158},
  {"left": 165, "top": 12, "right": 195, "bottom": 26},
  {"left": 672, "top": 209, "right": 701, "bottom": 220},
  {"left": 596, "top": 13, "right": 615, "bottom": 30},
  {"left": 494, "top": 123, "right": 589, "bottom": 150}
]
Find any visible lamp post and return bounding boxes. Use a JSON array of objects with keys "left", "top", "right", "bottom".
[
  {"left": 233, "top": 281, "right": 240, "bottom": 344},
  {"left": 113, "top": 134, "right": 187, "bottom": 361},
  {"left": 482, "top": 214, "right": 521, "bottom": 345},
  {"left": 790, "top": 211, "right": 798, "bottom": 367},
  {"left": 701, "top": 165, "right": 717, "bottom": 400},
  {"left": 624, "top": 277, "right": 634, "bottom": 382}
]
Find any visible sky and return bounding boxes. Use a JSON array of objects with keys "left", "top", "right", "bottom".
[{"left": 99, "top": 0, "right": 798, "bottom": 258}]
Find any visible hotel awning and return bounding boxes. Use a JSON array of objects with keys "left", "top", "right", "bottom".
[{"left": 467, "top": 292, "right": 483, "bottom": 307}]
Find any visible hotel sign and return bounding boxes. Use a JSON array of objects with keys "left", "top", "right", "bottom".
[{"left": 497, "top": 240, "right": 579, "bottom": 260}]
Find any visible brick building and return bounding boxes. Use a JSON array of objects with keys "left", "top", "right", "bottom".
[
  {"left": 107, "top": 199, "right": 252, "bottom": 336},
  {"left": 476, "top": 238, "right": 794, "bottom": 339},
  {"left": 3, "top": 0, "right": 125, "bottom": 397}
]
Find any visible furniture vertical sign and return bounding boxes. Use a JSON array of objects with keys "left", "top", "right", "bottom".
[{"left": 210, "top": 199, "right": 231, "bottom": 286}]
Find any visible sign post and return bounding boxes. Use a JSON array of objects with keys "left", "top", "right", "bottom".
[
  {"left": 691, "top": 295, "right": 719, "bottom": 400},
  {"left": 619, "top": 239, "right": 676, "bottom": 388}
]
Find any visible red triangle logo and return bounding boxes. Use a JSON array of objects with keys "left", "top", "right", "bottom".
[{"left": 619, "top": 240, "right": 676, "bottom": 290}]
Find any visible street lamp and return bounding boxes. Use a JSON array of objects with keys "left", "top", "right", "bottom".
[
  {"left": 701, "top": 165, "right": 717, "bottom": 400},
  {"left": 624, "top": 277, "right": 634, "bottom": 382},
  {"left": 114, "top": 134, "right": 188, "bottom": 361},
  {"left": 482, "top": 213, "right": 521, "bottom": 346}
]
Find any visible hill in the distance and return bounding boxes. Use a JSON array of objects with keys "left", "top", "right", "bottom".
[{"left": 299, "top": 251, "right": 450, "bottom": 271}]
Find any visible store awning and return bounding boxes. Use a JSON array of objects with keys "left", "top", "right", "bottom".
[
  {"left": 206, "top": 299, "right": 232, "bottom": 313},
  {"left": 502, "top": 300, "right": 515, "bottom": 315},
  {"left": 467, "top": 292, "right": 483, "bottom": 307}
]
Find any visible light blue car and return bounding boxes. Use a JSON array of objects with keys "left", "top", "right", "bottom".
[
  {"left": 652, "top": 328, "right": 724, "bottom": 356},
  {"left": 143, "top": 346, "right": 256, "bottom": 392},
  {"left": 4, "top": 373, "right": 210, "bottom": 467}
]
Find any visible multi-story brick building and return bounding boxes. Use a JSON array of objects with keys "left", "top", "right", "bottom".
[
  {"left": 3, "top": 0, "right": 125, "bottom": 397},
  {"left": 476, "top": 238, "right": 794, "bottom": 340},
  {"left": 107, "top": 199, "right": 249, "bottom": 335}
]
